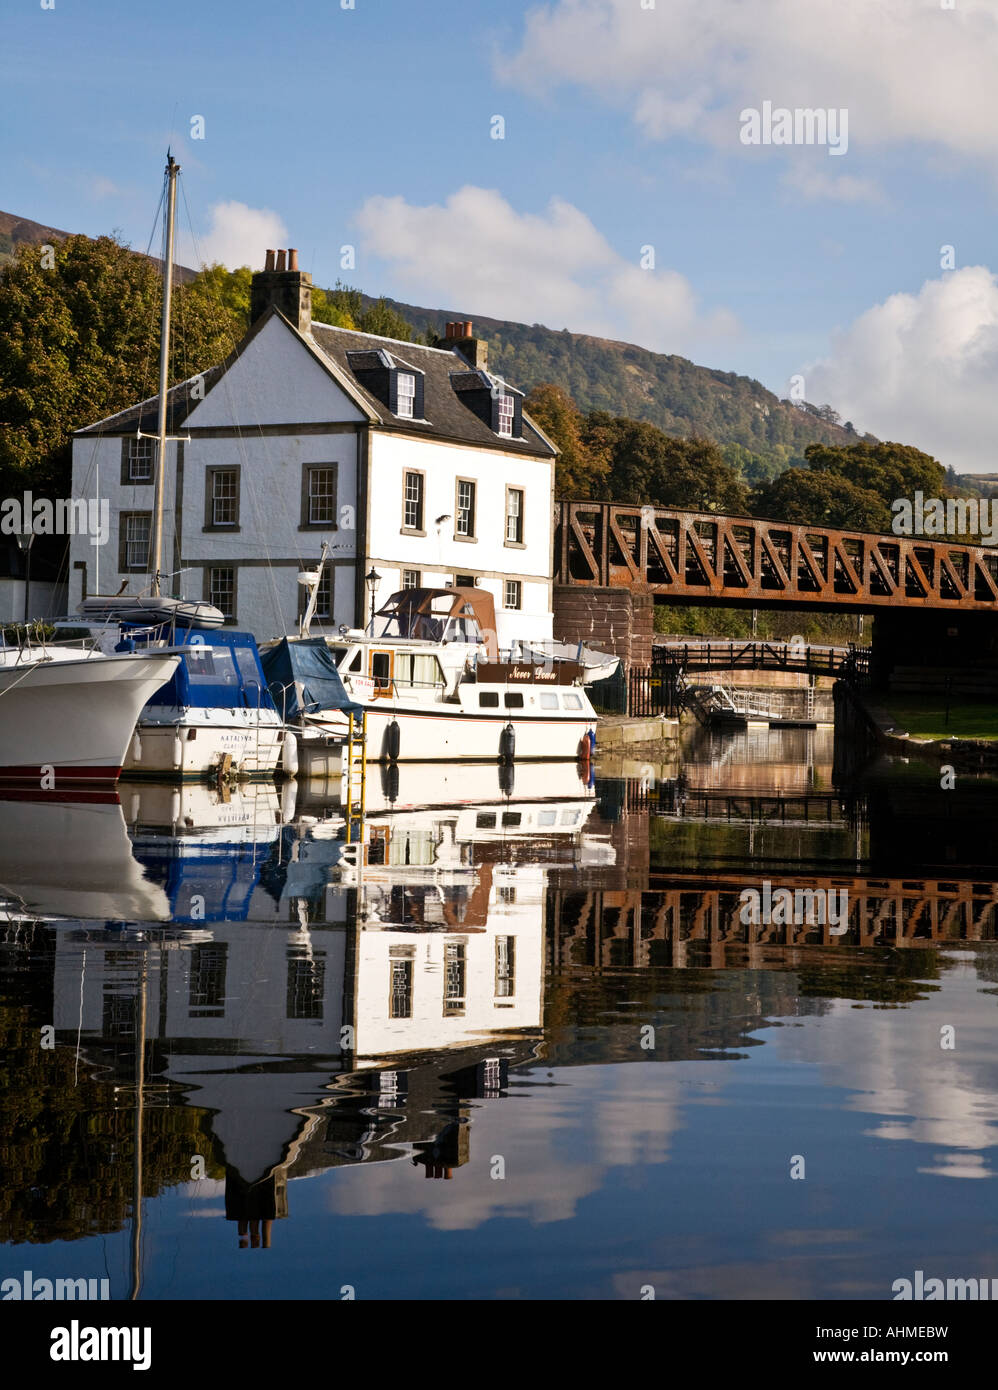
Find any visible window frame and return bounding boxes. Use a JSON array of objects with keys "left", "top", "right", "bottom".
[
  {"left": 496, "top": 392, "right": 515, "bottom": 438},
  {"left": 300, "top": 463, "right": 339, "bottom": 530},
  {"left": 204, "top": 465, "right": 240, "bottom": 531},
  {"left": 503, "top": 578, "right": 522, "bottom": 610},
  {"left": 401, "top": 568, "right": 421, "bottom": 590},
  {"left": 298, "top": 564, "right": 334, "bottom": 622},
  {"left": 121, "top": 436, "right": 154, "bottom": 485},
  {"left": 396, "top": 371, "right": 416, "bottom": 419},
  {"left": 504, "top": 486, "right": 525, "bottom": 547},
  {"left": 119, "top": 511, "right": 152, "bottom": 573},
  {"left": 454, "top": 477, "right": 477, "bottom": 541},
  {"left": 205, "top": 565, "right": 238, "bottom": 623},
  {"left": 401, "top": 469, "right": 426, "bottom": 536}
]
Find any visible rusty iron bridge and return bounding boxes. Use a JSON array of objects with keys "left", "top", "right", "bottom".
[
  {"left": 555, "top": 501, "right": 998, "bottom": 612},
  {"left": 550, "top": 877, "right": 998, "bottom": 972}
]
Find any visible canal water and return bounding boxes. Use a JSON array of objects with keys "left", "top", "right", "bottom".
[{"left": 2, "top": 724, "right": 997, "bottom": 1301}]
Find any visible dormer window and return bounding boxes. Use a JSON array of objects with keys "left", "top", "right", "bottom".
[
  {"left": 346, "top": 349, "right": 423, "bottom": 421},
  {"left": 397, "top": 372, "right": 416, "bottom": 419},
  {"left": 496, "top": 392, "right": 515, "bottom": 438}
]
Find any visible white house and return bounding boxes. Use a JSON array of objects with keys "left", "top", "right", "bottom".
[{"left": 68, "top": 252, "right": 558, "bottom": 649}]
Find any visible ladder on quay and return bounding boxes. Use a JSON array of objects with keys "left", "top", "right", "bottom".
[{"left": 344, "top": 710, "right": 369, "bottom": 848}]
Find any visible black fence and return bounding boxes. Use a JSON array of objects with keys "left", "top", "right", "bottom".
[{"left": 588, "top": 664, "right": 680, "bottom": 718}]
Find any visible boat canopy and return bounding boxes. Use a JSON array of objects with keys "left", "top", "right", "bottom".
[
  {"left": 115, "top": 625, "right": 277, "bottom": 712},
  {"left": 374, "top": 587, "right": 498, "bottom": 660},
  {"left": 262, "top": 637, "right": 365, "bottom": 721}
]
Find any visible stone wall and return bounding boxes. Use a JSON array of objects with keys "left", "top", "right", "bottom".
[{"left": 553, "top": 585, "right": 654, "bottom": 670}]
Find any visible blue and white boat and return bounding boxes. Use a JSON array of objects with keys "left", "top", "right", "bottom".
[{"left": 114, "top": 623, "right": 295, "bottom": 780}]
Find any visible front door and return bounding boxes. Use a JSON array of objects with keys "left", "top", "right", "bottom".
[{"left": 369, "top": 649, "right": 394, "bottom": 698}]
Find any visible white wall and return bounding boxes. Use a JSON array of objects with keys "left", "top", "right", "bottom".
[
  {"left": 0, "top": 578, "right": 67, "bottom": 625},
  {"left": 68, "top": 316, "right": 556, "bottom": 644},
  {"left": 368, "top": 432, "right": 554, "bottom": 646}
]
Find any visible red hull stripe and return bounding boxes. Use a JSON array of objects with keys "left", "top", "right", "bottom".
[{"left": 0, "top": 765, "right": 121, "bottom": 784}]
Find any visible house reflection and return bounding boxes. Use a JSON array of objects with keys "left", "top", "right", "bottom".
[{"left": 38, "top": 785, "right": 602, "bottom": 1243}]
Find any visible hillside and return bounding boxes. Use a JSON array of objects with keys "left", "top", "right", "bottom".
[
  {"left": 0, "top": 211, "right": 72, "bottom": 267},
  {"left": 0, "top": 208, "right": 197, "bottom": 282},
  {"left": 357, "top": 294, "right": 866, "bottom": 472}
]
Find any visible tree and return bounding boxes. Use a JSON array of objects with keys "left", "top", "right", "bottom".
[
  {"left": 0, "top": 236, "right": 241, "bottom": 495},
  {"left": 580, "top": 412, "right": 748, "bottom": 512},
  {"left": 523, "top": 383, "right": 608, "bottom": 498},
  {"left": 751, "top": 468, "right": 891, "bottom": 531},
  {"left": 803, "top": 440, "right": 946, "bottom": 508},
  {"left": 356, "top": 296, "right": 414, "bottom": 341}
]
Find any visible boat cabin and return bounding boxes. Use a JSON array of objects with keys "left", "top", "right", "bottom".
[
  {"left": 116, "top": 625, "right": 278, "bottom": 713},
  {"left": 371, "top": 588, "right": 499, "bottom": 660}
]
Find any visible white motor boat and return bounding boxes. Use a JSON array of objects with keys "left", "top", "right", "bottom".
[
  {"left": 262, "top": 587, "right": 598, "bottom": 767},
  {"left": 0, "top": 635, "right": 180, "bottom": 787}
]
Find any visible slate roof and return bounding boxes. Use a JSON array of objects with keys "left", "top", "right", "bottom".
[
  {"left": 311, "top": 322, "right": 552, "bottom": 457},
  {"left": 76, "top": 311, "right": 555, "bottom": 459}
]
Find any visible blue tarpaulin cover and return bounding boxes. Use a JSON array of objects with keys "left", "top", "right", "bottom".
[{"left": 261, "top": 638, "right": 365, "bottom": 721}]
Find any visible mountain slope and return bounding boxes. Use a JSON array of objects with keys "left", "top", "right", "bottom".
[{"left": 358, "top": 294, "right": 865, "bottom": 462}]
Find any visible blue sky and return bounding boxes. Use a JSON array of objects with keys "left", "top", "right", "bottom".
[{"left": 5, "top": 0, "right": 998, "bottom": 470}]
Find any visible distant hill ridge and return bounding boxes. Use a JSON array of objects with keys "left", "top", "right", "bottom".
[
  {"left": 356, "top": 294, "right": 865, "bottom": 467},
  {"left": 2, "top": 207, "right": 860, "bottom": 468}
]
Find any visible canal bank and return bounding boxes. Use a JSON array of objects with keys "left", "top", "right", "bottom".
[{"left": 836, "top": 680, "right": 998, "bottom": 772}]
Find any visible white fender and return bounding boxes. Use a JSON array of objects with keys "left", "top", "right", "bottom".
[
  {"left": 282, "top": 731, "right": 299, "bottom": 777},
  {"left": 131, "top": 731, "right": 143, "bottom": 763},
  {"left": 172, "top": 734, "right": 183, "bottom": 771},
  {"left": 280, "top": 778, "right": 298, "bottom": 824}
]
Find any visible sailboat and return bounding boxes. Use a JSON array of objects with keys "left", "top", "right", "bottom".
[{"left": 72, "top": 154, "right": 289, "bottom": 782}]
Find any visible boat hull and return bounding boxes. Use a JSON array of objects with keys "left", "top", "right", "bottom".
[
  {"left": 0, "top": 652, "right": 181, "bottom": 786},
  {"left": 301, "top": 703, "right": 594, "bottom": 770},
  {"left": 122, "top": 710, "right": 285, "bottom": 779}
]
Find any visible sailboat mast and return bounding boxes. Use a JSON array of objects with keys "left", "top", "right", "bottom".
[{"left": 151, "top": 153, "right": 180, "bottom": 598}]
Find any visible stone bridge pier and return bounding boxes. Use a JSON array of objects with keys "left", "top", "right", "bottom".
[{"left": 553, "top": 585, "right": 654, "bottom": 673}]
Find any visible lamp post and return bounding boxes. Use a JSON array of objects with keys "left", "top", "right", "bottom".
[
  {"left": 15, "top": 527, "right": 35, "bottom": 626},
  {"left": 365, "top": 566, "right": 381, "bottom": 632}
]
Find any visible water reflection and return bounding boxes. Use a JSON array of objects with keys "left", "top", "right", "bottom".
[{"left": 1, "top": 734, "right": 997, "bottom": 1299}]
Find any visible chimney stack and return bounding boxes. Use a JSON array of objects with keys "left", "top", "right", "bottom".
[
  {"left": 442, "top": 318, "right": 488, "bottom": 370},
  {"left": 250, "top": 246, "right": 313, "bottom": 335}
]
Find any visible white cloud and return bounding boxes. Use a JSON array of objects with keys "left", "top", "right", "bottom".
[
  {"left": 193, "top": 200, "right": 288, "bottom": 271},
  {"left": 355, "top": 185, "right": 737, "bottom": 355},
  {"left": 807, "top": 266, "right": 998, "bottom": 473},
  {"left": 782, "top": 165, "right": 882, "bottom": 205},
  {"left": 499, "top": 0, "right": 998, "bottom": 163},
  {"left": 91, "top": 176, "right": 120, "bottom": 200}
]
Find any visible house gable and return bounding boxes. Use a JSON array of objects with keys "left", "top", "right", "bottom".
[{"left": 184, "top": 312, "right": 373, "bottom": 429}]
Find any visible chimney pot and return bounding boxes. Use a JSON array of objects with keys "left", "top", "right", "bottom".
[
  {"left": 288, "top": 248, "right": 299, "bottom": 271},
  {"left": 264, "top": 249, "right": 276, "bottom": 271},
  {"left": 275, "top": 249, "right": 287, "bottom": 272},
  {"left": 464, "top": 320, "right": 473, "bottom": 336}
]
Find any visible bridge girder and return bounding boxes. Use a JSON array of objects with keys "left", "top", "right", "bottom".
[{"left": 555, "top": 501, "right": 998, "bottom": 612}]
